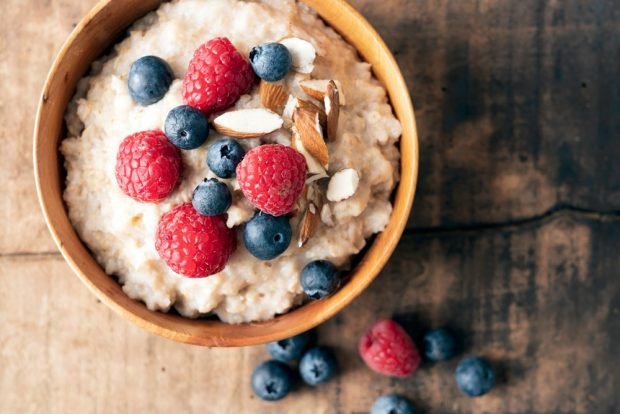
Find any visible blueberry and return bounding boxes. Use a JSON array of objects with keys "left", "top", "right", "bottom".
[
  {"left": 251, "top": 360, "right": 293, "bottom": 401},
  {"left": 266, "top": 332, "right": 311, "bottom": 362},
  {"left": 370, "top": 395, "right": 415, "bottom": 414},
  {"left": 455, "top": 357, "right": 496, "bottom": 397},
  {"left": 300, "top": 260, "right": 339, "bottom": 300},
  {"left": 249, "top": 42, "right": 292, "bottom": 82},
  {"left": 164, "top": 105, "right": 209, "bottom": 150},
  {"left": 128, "top": 56, "right": 174, "bottom": 106},
  {"left": 192, "top": 179, "right": 232, "bottom": 216},
  {"left": 423, "top": 328, "right": 456, "bottom": 361},
  {"left": 299, "top": 347, "right": 337, "bottom": 386},
  {"left": 243, "top": 213, "right": 292, "bottom": 260},
  {"left": 207, "top": 138, "right": 246, "bottom": 178}
]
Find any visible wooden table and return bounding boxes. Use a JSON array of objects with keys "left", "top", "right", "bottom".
[{"left": 2, "top": 0, "right": 618, "bottom": 412}]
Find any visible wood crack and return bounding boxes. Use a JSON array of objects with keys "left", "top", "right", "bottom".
[{"left": 408, "top": 205, "right": 620, "bottom": 237}]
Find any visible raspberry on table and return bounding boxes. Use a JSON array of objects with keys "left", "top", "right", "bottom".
[
  {"left": 115, "top": 130, "right": 182, "bottom": 202},
  {"left": 359, "top": 319, "right": 421, "bottom": 378},
  {"left": 182, "top": 37, "right": 256, "bottom": 115},
  {"left": 236, "top": 144, "right": 307, "bottom": 216},
  {"left": 155, "top": 203, "right": 236, "bottom": 278}
]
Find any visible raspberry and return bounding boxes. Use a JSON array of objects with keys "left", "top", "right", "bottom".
[
  {"left": 115, "top": 130, "right": 182, "bottom": 202},
  {"left": 359, "top": 320, "right": 421, "bottom": 378},
  {"left": 236, "top": 144, "right": 307, "bottom": 216},
  {"left": 155, "top": 203, "right": 236, "bottom": 278},
  {"left": 182, "top": 37, "right": 256, "bottom": 115}
]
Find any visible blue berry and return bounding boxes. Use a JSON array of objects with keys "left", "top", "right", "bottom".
[
  {"left": 251, "top": 360, "right": 293, "bottom": 401},
  {"left": 243, "top": 213, "right": 292, "bottom": 260},
  {"left": 423, "top": 328, "right": 456, "bottom": 361},
  {"left": 455, "top": 357, "right": 496, "bottom": 397},
  {"left": 207, "top": 138, "right": 246, "bottom": 178},
  {"left": 164, "top": 105, "right": 209, "bottom": 150},
  {"left": 249, "top": 43, "right": 292, "bottom": 82},
  {"left": 371, "top": 395, "right": 415, "bottom": 414},
  {"left": 266, "top": 332, "right": 311, "bottom": 362},
  {"left": 128, "top": 56, "right": 174, "bottom": 106},
  {"left": 299, "top": 347, "right": 337, "bottom": 386},
  {"left": 300, "top": 260, "right": 339, "bottom": 300},
  {"left": 192, "top": 179, "right": 232, "bottom": 216}
]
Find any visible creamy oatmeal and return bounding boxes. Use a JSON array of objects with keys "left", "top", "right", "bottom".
[{"left": 61, "top": 0, "right": 401, "bottom": 323}]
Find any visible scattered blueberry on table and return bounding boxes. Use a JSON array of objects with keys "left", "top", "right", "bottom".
[
  {"left": 299, "top": 346, "right": 337, "bottom": 386},
  {"left": 127, "top": 55, "right": 174, "bottom": 106},
  {"left": 249, "top": 42, "right": 292, "bottom": 82},
  {"left": 251, "top": 360, "right": 294, "bottom": 401},
  {"left": 192, "top": 179, "right": 232, "bottom": 216},
  {"left": 243, "top": 213, "right": 292, "bottom": 260},
  {"left": 267, "top": 331, "right": 311, "bottom": 362},
  {"left": 423, "top": 328, "right": 456, "bottom": 362},
  {"left": 370, "top": 394, "right": 415, "bottom": 414},
  {"left": 206, "top": 138, "right": 246, "bottom": 179},
  {"left": 454, "top": 357, "right": 496, "bottom": 397},
  {"left": 164, "top": 105, "right": 209, "bottom": 150},
  {"left": 300, "top": 260, "right": 340, "bottom": 300}
]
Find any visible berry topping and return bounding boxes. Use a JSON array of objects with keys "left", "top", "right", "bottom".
[
  {"left": 182, "top": 37, "right": 255, "bottom": 115},
  {"left": 243, "top": 213, "right": 292, "bottom": 260},
  {"left": 128, "top": 56, "right": 174, "bottom": 106},
  {"left": 115, "top": 130, "right": 182, "bottom": 202},
  {"left": 249, "top": 42, "right": 292, "bottom": 82},
  {"left": 359, "top": 320, "right": 421, "bottom": 378},
  {"left": 266, "top": 331, "right": 312, "bottom": 362},
  {"left": 454, "top": 357, "right": 496, "bottom": 397},
  {"left": 300, "top": 260, "right": 340, "bottom": 300},
  {"left": 164, "top": 105, "right": 209, "bottom": 150},
  {"left": 155, "top": 203, "right": 236, "bottom": 278},
  {"left": 236, "top": 144, "right": 307, "bottom": 216},
  {"left": 206, "top": 138, "right": 245, "bottom": 178},
  {"left": 192, "top": 178, "right": 232, "bottom": 216},
  {"left": 423, "top": 328, "right": 456, "bottom": 362},
  {"left": 299, "top": 347, "right": 337, "bottom": 386},
  {"left": 251, "top": 360, "right": 293, "bottom": 401},
  {"left": 371, "top": 395, "right": 416, "bottom": 414}
]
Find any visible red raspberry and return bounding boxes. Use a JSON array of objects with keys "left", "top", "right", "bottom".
[
  {"left": 359, "top": 320, "right": 421, "bottom": 378},
  {"left": 155, "top": 203, "right": 236, "bottom": 278},
  {"left": 236, "top": 144, "right": 307, "bottom": 216},
  {"left": 182, "top": 37, "right": 256, "bottom": 114},
  {"left": 115, "top": 130, "right": 182, "bottom": 202}
]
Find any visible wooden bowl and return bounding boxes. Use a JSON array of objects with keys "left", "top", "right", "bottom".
[{"left": 34, "top": 0, "right": 419, "bottom": 347}]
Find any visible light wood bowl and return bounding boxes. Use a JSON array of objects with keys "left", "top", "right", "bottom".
[{"left": 34, "top": 0, "right": 419, "bottom": 347}]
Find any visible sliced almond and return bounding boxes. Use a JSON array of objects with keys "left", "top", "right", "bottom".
[
  {"left": 325, "top": 80, "right": 340, "bottom": 142},
  {"left": 299, "top": 79, "right": 346, "bottom": 105},
  {"left": 293, "top": 108, "right": 328, "bottom": 167},
  {"left": 259, "top": 81, "right": 288, "bottom": 113},
  {"left": 213, "top": 108, "right": 283, "bottom": 138},
  {"left": 297, "top": 99, "right": 327, "bottom": 128},
  {"left": 280, "top": 37, "right": 316, "bottom": 74},
  {"left": 297, "top": 186, "right": 323, "bottom": 247},
  {"left": 327, "top": 168, "right": 360, "bottom": 202},
  {"left": 291, "top": 128, "right": 326, "bottom": 175}
]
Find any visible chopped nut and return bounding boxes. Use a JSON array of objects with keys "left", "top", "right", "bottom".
[
  {"left": 213, "top": 108, "right": 283, "bottom": 138},
  {"left": 326, "top": 168, "right": 360, "bottom": 202}
]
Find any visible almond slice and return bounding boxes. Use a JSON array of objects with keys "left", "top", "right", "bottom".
[
  {"left": 291, "top": 128, "right": 326, "bottom": 175},
  {"left": 280, "top": 37, "right": 316, "bottom": 74},
  {"left": 293, "top": 107, "right": 328, "bottom": 167},
  {"left": 297, "top": 186, "right": 323, "bottom": 247},
  {"left": 299, "top": 79, "right": 346, "bottom": 105},
  {"left": 325, "top": 80, "right": 340, "bottom": 142},
  {"left": 297, "top": 99, "right": 327, "bottom": 128},
  {"left": 327, "top": 168, "right": 360, "bottom": 202},
  {"left": 259, "top": 81, "right": 288, "bottom": 113},
  {"left": 213, "top": 108, "right": 283, "bottom": 138}
]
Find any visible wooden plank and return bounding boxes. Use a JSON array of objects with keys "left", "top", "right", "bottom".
[{"left": 1, "top": 213, "right": 618, "bottom": 413}]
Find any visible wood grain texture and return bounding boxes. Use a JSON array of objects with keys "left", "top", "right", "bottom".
[{"left": 2, "top": 0, "right": 619, "bottom": 412}]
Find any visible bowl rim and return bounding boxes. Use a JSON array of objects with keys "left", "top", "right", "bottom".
[{"left": 33, "top": 0, "right": 419, "bottom": 347}]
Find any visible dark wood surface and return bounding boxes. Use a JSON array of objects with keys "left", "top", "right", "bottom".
[{"left": 1, "top": 0, "right": 618, "bottom": 413}]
